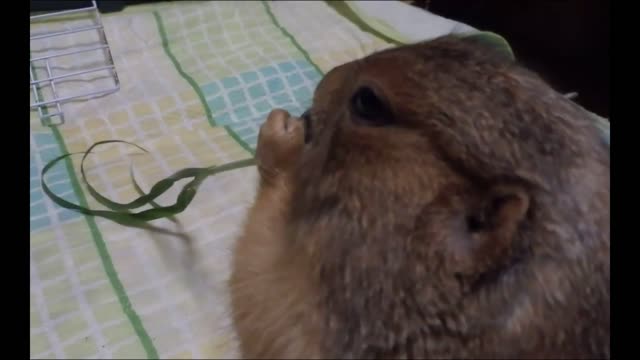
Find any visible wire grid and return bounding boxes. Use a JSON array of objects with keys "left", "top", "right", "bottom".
[{"left": 30, "top": 0, "right": 120, "bottom": 126}]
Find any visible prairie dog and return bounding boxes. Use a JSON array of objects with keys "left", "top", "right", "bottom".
[{"left": 230, "top": 35, "right": 610, "bottom": 359}]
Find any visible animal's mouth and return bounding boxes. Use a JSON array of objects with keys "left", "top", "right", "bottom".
[{"left": 300, "top": 109, "right": 313, "bottom": 144}]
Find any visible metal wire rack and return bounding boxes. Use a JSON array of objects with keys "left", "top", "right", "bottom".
[{"left": 30, "top": 0, "right": 120, "bottom": 126}]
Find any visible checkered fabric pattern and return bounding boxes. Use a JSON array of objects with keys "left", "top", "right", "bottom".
[{"left": 30, "top": 1, "right": 394, "bottom": 358}]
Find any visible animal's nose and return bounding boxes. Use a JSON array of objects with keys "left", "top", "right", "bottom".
[
  {"left": 300, "top": 109, "right": 311, "bottom": 122},
  {"left": 300, "top": 109, "right": 312, "bottom": 144}
]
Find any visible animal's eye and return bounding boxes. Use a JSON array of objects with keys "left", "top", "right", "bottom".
[{"left": 350, "top": 86, "right": 393, "bottom": 126}]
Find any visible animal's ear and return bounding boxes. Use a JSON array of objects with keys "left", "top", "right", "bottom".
[
  {"left": 460, "top": 31, "right": 515, "bottom": 61},
  {"left": 464, "top": 184, "right": 530, "bottom": 266}
]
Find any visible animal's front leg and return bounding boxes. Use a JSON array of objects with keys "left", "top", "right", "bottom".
[{"left": 230, "top": 109, "right": 307, "bottom": 358}]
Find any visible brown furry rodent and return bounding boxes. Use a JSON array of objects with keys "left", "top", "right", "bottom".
[{"left": 229, "top": 35, "right": 610, "bottom": 359}]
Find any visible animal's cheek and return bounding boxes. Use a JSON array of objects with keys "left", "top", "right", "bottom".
[
  {"left": 412, "top": 199, "right": 477, "bottom": 274},
  {"left": 444, "top": 233, "right": 480, "bottom": 275}
]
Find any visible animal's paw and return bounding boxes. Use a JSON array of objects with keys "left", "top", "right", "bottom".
[{"left": 256, "top": 109, "right": 304, "bottom": 183}]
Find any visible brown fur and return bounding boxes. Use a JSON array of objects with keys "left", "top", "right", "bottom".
[{"left": 229, "top": 36, "right": 610, "bottom": 359}]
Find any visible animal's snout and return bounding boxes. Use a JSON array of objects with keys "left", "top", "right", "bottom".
[
  {"left": 300, "top": 109, "right": 313, "bottom": 144},
  {"left": 300, "top": 109, "right": 311, "bottom": 122}
]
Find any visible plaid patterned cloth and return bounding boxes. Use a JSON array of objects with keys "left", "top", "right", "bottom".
[
  {"left": 28, "top": 2, "right": 415, "bottom": 358},
  {"left": 30, "top": 1, "right": 607, "bottom": 358}
]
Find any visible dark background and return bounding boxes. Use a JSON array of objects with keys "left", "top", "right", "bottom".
[{"left": 428, "top": 0, "right": 610, "bottom": 119}]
